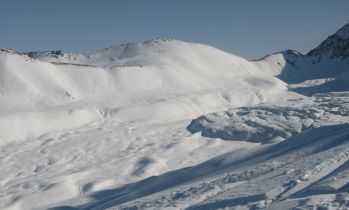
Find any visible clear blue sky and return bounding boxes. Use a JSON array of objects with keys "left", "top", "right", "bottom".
[{"left": 1, "top": 0, "right": 348, "bottom": 59}]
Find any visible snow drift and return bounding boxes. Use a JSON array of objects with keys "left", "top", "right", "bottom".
[{"left": 0, "top": 39, "right": 285, "bottom": 145}]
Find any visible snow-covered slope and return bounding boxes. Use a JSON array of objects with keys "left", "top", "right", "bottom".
[
  {"left": 0, "top": 39, "right": 285, "bottom": 146},
  {"left": 106, "top": 121, "right": 349, "bottom": 210},
  {"left": 0, "top": 38, "right": 287, "bottom": 210},
  {"left": 1, "top": 38, "right": 285, "bottom": 107},
  {"left": 0, "top": 24, "right": 349, "bottom": 210}
]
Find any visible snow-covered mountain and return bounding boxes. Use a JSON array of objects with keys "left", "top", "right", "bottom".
[
  {"left": 254, "top": 23, "right": 349, "bottom": 87},
  {"left": 307, "top": 23, "right": 349, "bottom": 59},
  {"left": 0, "top": 24, "right": 348, "bottom": 210}
]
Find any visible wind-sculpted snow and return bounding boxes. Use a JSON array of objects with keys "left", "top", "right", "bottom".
[
  {"left": 188, "top": 92, "right": 349, "bottom": 143},
  {"left": 0, "top": 41, "right": 285, "bottom": 145},
  {"left": 81, "top": 123, "right": 349, "bottom": 210},
  {"left": 1, "top": 24, "right": 349, "bottom": 210},
  {"left": 0, "top": 38, "right": 285, "bottom": 210}
]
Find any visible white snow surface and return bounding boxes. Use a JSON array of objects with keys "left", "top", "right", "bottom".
[
  {"left": 0, "top": 28, "right": 349, "bottom": 210},
  {"left": 0, "top": 39, "right": 285, "bottom": 144}
]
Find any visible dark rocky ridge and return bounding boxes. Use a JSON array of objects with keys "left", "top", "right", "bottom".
[{"left": 307, "top": 23, "right": 349, "bottom": 60}]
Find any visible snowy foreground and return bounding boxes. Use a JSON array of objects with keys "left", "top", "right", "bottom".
[{"left": 0, "top": 24, "right": 349, "bottom": 210}]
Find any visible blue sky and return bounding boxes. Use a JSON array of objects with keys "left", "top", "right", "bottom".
[{"left": 0, "top": 0, "right": 348, "bottom": 59}]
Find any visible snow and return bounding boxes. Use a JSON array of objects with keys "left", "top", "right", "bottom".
[
  {"left": 0, "top": 40, "right": 285, "bottom": 146},
  {"left": 99, "top": 123, "right": 349, "bottom": 210},
  {"left": 0, "top": 109, "right": 102, "bottom": 146},
  {"left": 187, "top": 92, "right": 349, "bottom": 144},
  {"left": 0, "top": 23, "right": 349, "bottom": 210},
  {"left": 0, "top": 39, "right": 283, "bottom": 210}
]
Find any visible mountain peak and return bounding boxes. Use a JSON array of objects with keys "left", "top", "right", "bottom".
[
  {"left": 96, "top": 37, "right": 184, "bottom": 54},
  {"left": 277, "top": 49, "right": 303, "bottom": 56},
  {"left": 306, "top": 23, "right": 349, "bottom": 59},
  {"left": 334, "top": 23, "right": 349, "bottom": 40},
  {"left": 254, "top": 49, "right": 303, "bottom": 62},
  {"left": 143, "top": 37, "right": 181, "bottom": 44}
]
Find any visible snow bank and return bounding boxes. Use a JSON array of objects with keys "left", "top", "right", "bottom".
[{"left": 188, "top": 92, "right": 349, "bottom": 143}]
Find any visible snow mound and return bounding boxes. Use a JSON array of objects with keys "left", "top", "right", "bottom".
[
  {"left": 0, "top": 40, "right": 286, "bottom": 144},
  {"left": 188, "top": 92, "right": 349, "bottom": 143},
  {"left": 1, "top": 40, "right": 285, "bottom": 107}
]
